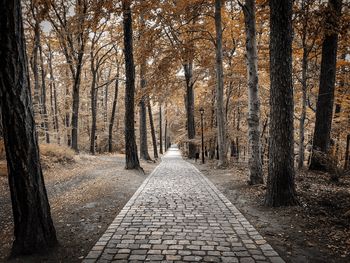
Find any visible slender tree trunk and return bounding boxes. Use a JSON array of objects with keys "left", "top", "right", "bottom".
[
  {"left": 31, "top": 9, "right": 41, "bottom": 120},
  {"left": 242, "top": 0, "right": 263, "bottom": 184},
  {"left": 159, "top": 104, "right": 163, "bottom": 154},
  {"left": 138, "top": 13, "right": 151, "bottom": 160},
  {"left": 47, "top": 42, "right": 60, "bottom": 144},
  {"left": 265, "top": 0, "right": 298, "bottom": 207},
  {"left": 345, "top": 134, "right": 350, "bottom": 170},
  {"left": 309, "top": 0, "right": 342, "bottom": 171},
  {"left": 122, "top": 0, "right": 141, "bottom": 170},
  {"left": 165, "top": 116, "right": 168, "bottom": 151},
  {"left": 38, "top": 36, "right": 50, "bottom": 143},
  {"left": 65, "top": 80, "right": 71, "bottom": 146},
  {"left": 71, "top": 52, "right": 83, "bottom": 151},
  {"left": 0, "top": 0, "right": 58, "bottom": 255},
  {"left": 108, "top": 63, "right": 119, "bottom": 153},
  {"left": 297, "top": 0, "right": 310, "bottom": 169},
  {"left": 148, "top": 99, "right": 158, "bottom": 159},
  {"left": 215, "top": 0, "right": 227, "bottom": 167},
  {"left": 298, "top": 47, "right": 308, "bottom": 169},
  {"left": 90, "top": 69, "right": 97, "bottom": 154},
  {"left": 183, "top": 63, "right": 196, "bottom": 158}
]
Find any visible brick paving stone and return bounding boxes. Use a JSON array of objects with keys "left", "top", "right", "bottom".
[{"left": 83, "top": 146, "right": 284, "bottom": 263}]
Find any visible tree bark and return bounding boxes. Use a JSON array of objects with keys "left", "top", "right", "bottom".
[
  {"left": 47, "top": 42, "right": 60, "bottom": 144},
  {"left": 309, "top": 0, "right": 342, "bottom": 171},
  {"left": 0, "top": 0, "right": 58, "bottom": 255},
  {"left": 183, "top": 63, "right": 196, "bottom": 158},
  {"left": 122, "top": 0, "right": 141, "bottom": 170},
  {"left": 215, "top": 0, "right": 227, "bottom": 167},
  {"left": 108, "top": 63, "right": 120, "bottom": 153},
  {"left": 138, "top": 13, "right": 151, "bottom": 161},
  {"left": 148, "top": 99, "right": 158, "bottom": 159},
  {"left": 31, "top": 7, "right": 42, "bottom": 120},
  {"left": 242, "top": 0, "right": 263, "bottom": 184},
  {"left": 265, "top": 0, "right": 298, "bottom": 207},
  {"left": 38, "top": 34, "right": 50, "bottom": 143},
  {"left": 89, "top": 68, "right": 98, "bottom": 154},
  {"left": 345, "top": 134, "right": 350, "bottom": 170},
  {"left": 159, "top": 104, "right": 163, "bottom": 154}
]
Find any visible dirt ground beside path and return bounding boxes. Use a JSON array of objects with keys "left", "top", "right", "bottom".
[
  {"left": 0, "top": 153, "right": 158, "bottom": 263},
  {"left": 192, "top": 160, "right": 350, "bottom": 263}
]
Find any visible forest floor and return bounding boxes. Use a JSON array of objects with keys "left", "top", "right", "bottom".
[
  {"left": 0, "top": 151, "right": 159, "bottom": 263},
  {"left": 191, "top": 159, "right": 350, "bottom": 263}
]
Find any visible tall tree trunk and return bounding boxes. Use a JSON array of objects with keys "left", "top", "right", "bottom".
[
  {"left": 38, "top": 35, "right": 50, "bottom": 143},
  {"left": 71, "top": 52, "right": 83, "bottom": 152},
  {"left": 298, "top": 44, "right": 308, "bottom": 169},
  {"left": 138, "top": 13, "right": 151, "bottom": 160},
  {"left": 65, "top": 80, "right": 71, "bottom": 146},
  {"left": 90, "top": 69, "right": 97, "bottom": 154},
  {"left": 159, "top": 104, "right": 163, "bottom": 154},
  {"left": 165, "top": 115, "right": 168, "bottom": 151},
  {"left": 47, "top": 42, "right": 60, "bottom": 144},
  {"left": 31, "top": 8, "right": 42, "bottom": 120},
  {"left": 108, "top": 63, "right": 119, "bottom": 153},
  {"left": 122, "top": 0, "right": 141, "bottom": 170},
  {"left": 0, "top": 0, "right": 58, "bottom": 255},
  {"left": 147, "top": 99, "right": 158, "bottom": 159},
  {"left": 242, "top": 0, "right": 263, "bottom": 184},
  {"left": 297, "top": 0, "right": 310, "bottom": 169},
  {"left": 345, "top": 134, "right": 350, "bottom": 170},
  {"left": 309, "top": 0, "right": 342, "bottom": 171},
  {"left": 265, "top": 0, "right": 298, "bottom": 207},
  {"left": 183, "top": 63, "right": 196, "bottom": 158},
  {"left": 215, "top": 0, "right": 227, "bottom": 167}
]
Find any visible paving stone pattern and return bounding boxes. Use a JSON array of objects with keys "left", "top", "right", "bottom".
[{"left": 84, "top": 146, "right": 285, "bottom": 263}]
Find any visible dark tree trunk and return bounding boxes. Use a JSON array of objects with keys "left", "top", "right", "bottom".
[
  {"left": 122, "top": 0, "right": 141, "bottom": 170},
  {"left": 138, "top": 14, "right": 151, "bottom": 161},
  {"left": 165, "top": 117, "right": 168, "bottom": 151},
  {"left": 0, "top": 0, "right": 58, "bottom": 255},
  {"left": 159, "top": 104, "right": 163, "bottom": 154},
  {"left": 65, "top": 83, "right": 71, "bottom": 146},
  {"left": 265, "top": 0, "right": 298, "bottom": 207},
  {"left": 89, "top": 70, "right": 97, "bottom": 154},
  {"left": 139, "top": 96, "right": 151, "bottom": 160},
  {"left": 309, "top": 0, "right": 342, "bottom": 171},
  {"left": 183, "top": 63, "right": 196, "bottom": 159},
  {"left": 108, "top": 64, "right": 119, "bottom": 153},
  {"left": 70, "top": 51, "right": 83, "bottom": 152},
  {"left": 345, "top": 134, "right": 350, "bottom": 170},
  {"left": 148, "top": 99, "right": 158, "bottom": 159}
]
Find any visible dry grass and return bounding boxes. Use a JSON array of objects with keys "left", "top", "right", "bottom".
[
  {"left": 0, "top": 142, "right": 76, "bottom": 175},
  {"left": 39, "top": 143, "right": 76, "bottom": 169}
]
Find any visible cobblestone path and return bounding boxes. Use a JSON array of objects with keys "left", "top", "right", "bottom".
[{"left": 84, "top": 146, "right": 284, "bottom": 263}]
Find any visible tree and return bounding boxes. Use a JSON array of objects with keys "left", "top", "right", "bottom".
[
  {"left": 215, "top": 0, "right": 227, "bottom": 167},
  {"left": 148, "top": 99, "right": 159, "bottom": 159},
  {"left": 309, "top": 0, "right": 343, "bottom": 171},
  {"left": 138, "top": 13, "right": 152, "bottom": 161},
  {"left": 0, "top": 0, "right": 57, "bottom": 255},
  {"left": 47, "top": 0, "right": 90, "bottom": 151},
  {"left": 240, "top": 0, "right": 263, "bottom": 184},
  {"left": 159, "top": 104, "right": 163, "bottom": 154},
  {"left": 109, "top": 60, "right": 120, "bottom": 153},
  {"left": 122, "top": 0, "right": 142, "bottom": 170},
  {"left": 265, "top": 0, "right": 298, "bottom": 207}
]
